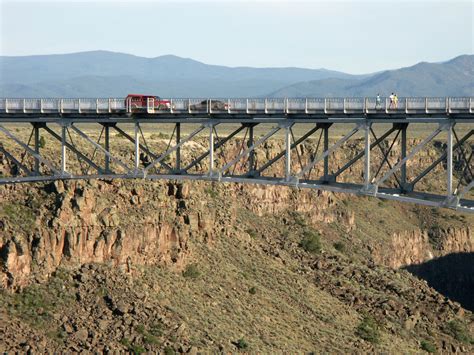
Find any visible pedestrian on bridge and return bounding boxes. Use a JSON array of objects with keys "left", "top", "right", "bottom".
[
  {"left": 389, "top": 93, "right": 395, "bottom": 109},
  {"left": 394, "top": 94, "right": 399, "bottom": 109}
]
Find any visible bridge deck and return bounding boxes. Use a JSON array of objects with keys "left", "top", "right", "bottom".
[{"left": 0, "top": 97, "right": 473, "bottom": 122}]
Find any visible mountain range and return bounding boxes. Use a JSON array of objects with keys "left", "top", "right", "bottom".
[{"left": 0, "top": 51, "right": 472, "bottom": 97}]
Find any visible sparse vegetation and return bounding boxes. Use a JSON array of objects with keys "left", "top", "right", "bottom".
[
  {"left": 355, "top": 316, "right": 380, "bottom": 344},
  {"left": 333, "top": 241, "right": 346, "bottom": 253},
  {"left": 182, "top": 264, "right": 200, "bottom": 279},
  {"left": 164, "top": 346, "right": 176, "bottom": 355},
  {"left": 235, "top": 338, "right": 249, "bottom": 350},
  {"left": 39, "top": 135, "right": 46, "bottom": 148},
  {"left": 204, "top": 187, "right": 218, "bottom": 198},
  {"left": 300, "top": 229, "right": 321, "bottom": 254},
  {"left": 446, "top": 320, "right": 473, "bottom": 344},
  {"left": 248, "top": 286, "right": 257, "bottom": 295},
  {"left": 420, "top": 340, "right": 436, "bottom": 353}
]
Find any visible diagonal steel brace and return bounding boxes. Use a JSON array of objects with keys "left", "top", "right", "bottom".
[
  {"left": 0, "top": 124, "right": 62, "bottom": 175},
  {"left": 70, "top": 124, "right": 133, "bottom": 174}
]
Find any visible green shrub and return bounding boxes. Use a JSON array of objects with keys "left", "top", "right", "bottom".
[
  {"left": 300, "top": 230, "right": 321, "bottom": 254},
  {"left": 183, "top": 264, "right": 200, "bottom": 279},
  {"left": 420, "top": 340, "right": 436, "bottom": 353},
  {"left": 447, "top": 320, "right": 472, "bottom": 344},
  {"left": 204, "top": 187, "right": 218, "bottom": 198},
  {"left": 333, "top": 241, "right": 346, "bottom": 253},
  {"left": 235, "top": 338, "right": 249, "bottom": 350},
  {"left": 248, "top": 287, "right": 257, "bottom": 295},
  {"left": 164, "top": 346, "right": 176, "bottom": 355},
  {"left": 39, "top": 136, "right": 46, "bottom": 148},
  {"left": 355, "top": 316, "right": 380, "bottom": 344},
  {"left": 245, "top": 228, "right": 257, "bottom": 239}
]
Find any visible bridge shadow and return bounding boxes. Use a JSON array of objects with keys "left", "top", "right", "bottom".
[{"left": 403, "top": 252, "right": 474, "bottom": 312}]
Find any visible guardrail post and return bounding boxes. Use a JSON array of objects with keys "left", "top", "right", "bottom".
[
  {"left": 78, "top": 99, "right": 81, "bottom": 114},
  {"left": 343, "top": 98, "right": 347, "bottom": 114},
  {"left": 108, "top": 98, "right": 112, "bottom": 113},
  {"left": 170, "top": 99, "right": 174, "bottom": 114},
  {"left": 23, "top": 99, "right": 26, "bottom": 113},
  {"left": 405, "top": 97, "right": 408, "bottom": 114},
  {"left": 188, "top": 99, "right": 191, "bottom": 114},
  {"left": 470, "top": 97, "right": 473, "bottom": 114},
  {"left": 305, "top": 98, "right": 308, "bottom": 114},
  {"left": 40, "top": 99, "right": 44, "bottom": 114},
  {"left": 228, "top": 99, "right": 231, "bottom": 114},
  {"left": 324, "top": 98, "right": 327, "bottom": 114},
  {"left": 264, "top": 98, "right": 268, "bottom": 114},
  {"left": 5, "top": 99, "right": 8, "bottom": 113},
  {"left": 246, "top": 99, "right": 249, "bottom": 114},
  {"left": 209, "top": 99, "right": 212, "bottom": 114},
  {"left": 446, "top": 97, "right": 450, "bottom": 114},
  {"left": 96, "top": 98, "right": 99, "bottom": 114},
  {"left": 60, "top": 99, "right": 63, "bottom": 114},
  {"left": 364, "top": 97, "right": 368, "bottom": 114},
  {"left": 424, "top": 97, "right": 428, "bottom": 114}
]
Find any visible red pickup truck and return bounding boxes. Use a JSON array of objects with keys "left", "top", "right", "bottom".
[{"left": 125, "top": 94, "right": 172, "bottom": 112}]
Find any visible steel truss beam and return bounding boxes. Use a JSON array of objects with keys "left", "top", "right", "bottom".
[
  {"left": 255, "top": 123, "right": 324, "bottom": 176},
  {"left": 143, "top": 124, "right": 206, "bottom": 176},
  {"left": 43, "top": 125, "right": 104, "bottom": 174},
  {"left": 218, "top": 125, "right": 281, "bottom": 177},
  {"left": 295, "top": 124, "right": 362, "bottom": 181},
  {"left": 0, "top": 120, "right": 472, "bottom": 213},
  {"left": 69, "top": 124, "right": 133, "bottom": 175},
  {"left": 0, "top": 124, "right": 62, "bottom": 176}
]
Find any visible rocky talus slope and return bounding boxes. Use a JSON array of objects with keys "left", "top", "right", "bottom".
[{"left": 0, "top": 133, "right": 473, "bottom": 352}]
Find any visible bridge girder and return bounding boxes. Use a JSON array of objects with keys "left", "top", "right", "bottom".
[{"left": 0, "top": 118, "right": 472, "bottom": 213}]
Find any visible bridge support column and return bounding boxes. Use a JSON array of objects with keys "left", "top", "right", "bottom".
[
  {"left": 134, "top": 123, "right": 140, "bottom": 174},
  {"left": 61, "top": 125, "right": 67, "bottom": 175},
  {"left": 285, "top": 125, "right": 291, "bottom": 182},
  {"left": 209, "top": 124, "right": 214, "bottom": 176},
  {"left": 364, "top": 123, "right": 371, "bottom": 188},
  {"left": 447, "top": 123, "right": 453, "bottom": 196},
  {"left": 34, "top": 124, "right": 40, "bottom": 175},
  {"left": 248, "top": 124, "right": 255, "bottom": 175},
  {"left": 104, "top": 125, "right": 110, "bottom": 173},
  {"left": 176, "top": 123, "right": 181, "bottom": 172},
  {"left": 401, "top": 125, "right": 407, "bottom": 190},
  {"left": 323, "top": 125, "right": 329, "bottom": 181}
]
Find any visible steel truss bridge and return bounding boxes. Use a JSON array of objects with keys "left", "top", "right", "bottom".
[{"left": 0, "top": 97, "right": 473, "bottom": 213}]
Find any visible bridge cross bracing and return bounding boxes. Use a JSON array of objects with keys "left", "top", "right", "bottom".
[{"left": 0, "top": 96, "right": 473, "bottom": 213}]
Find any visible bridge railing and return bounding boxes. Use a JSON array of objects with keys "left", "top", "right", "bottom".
[{"left": 0, "top": 97, "right": 472, "bottom": 115}]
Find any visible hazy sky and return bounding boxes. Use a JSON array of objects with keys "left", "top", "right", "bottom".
[{"left": 0, "top": 0, "right": 472, "bottom": 73}]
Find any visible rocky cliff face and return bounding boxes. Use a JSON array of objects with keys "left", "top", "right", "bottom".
[
  {"left": 372, "top": 226, "right": 473, "bottom": 269},
  {"left": 0, "top": 135, "right": 472, "bottom": 290}
]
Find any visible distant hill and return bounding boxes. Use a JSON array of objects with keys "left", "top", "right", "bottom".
[
  {"left": 268, "top": 55, "right": 474, "bottom": 97},
  {"left": 0, "top": 51, "right": 472, "bottom": 97},
  {"left": 0, "top": 51, "right": 360, "bottom": 98}
]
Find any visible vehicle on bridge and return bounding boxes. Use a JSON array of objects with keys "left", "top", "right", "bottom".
[
  {"left": 125, "top": 94, "right": 172, "bottom": 113},
  {"left": 189, "top": 99, "right": 229, "bottom": 112}
]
